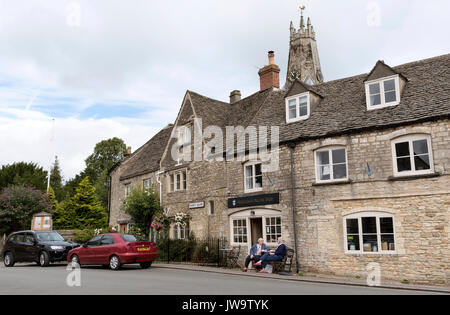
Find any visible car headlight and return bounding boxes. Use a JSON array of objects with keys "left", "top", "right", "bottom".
[{"left": 50, "top": 246, "right": 64, "bottom": 250}]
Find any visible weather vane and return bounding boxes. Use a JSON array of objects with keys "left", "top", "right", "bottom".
[{"left": 300, "top": 5, "right": 306, "bottom": 16}]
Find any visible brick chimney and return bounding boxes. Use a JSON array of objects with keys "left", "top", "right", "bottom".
[
  {"left": 229, "top": 90, "right": 241, "bottom": 103},
  {"left": 258, "top": 51, "right": 280, "bottom": 91}
]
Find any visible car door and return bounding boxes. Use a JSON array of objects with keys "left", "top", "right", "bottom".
[
  {"left": 22, "top": 233, "right": 38, "bottom": 262},
  {"left": 97, "top": 235, "right": 116, "bottom": 265},
  {"left": 83, "top": 235, "right": 103, "bottom": 264},
  {"left": 13, "top": 233, "right": 26, "bottom": 261}
]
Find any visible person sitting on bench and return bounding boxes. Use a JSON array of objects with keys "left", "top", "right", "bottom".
[
  {"left": 243, "top": 238, "right": 268, "bottom": 272},
  {"left": 254, "top": 237, "right": 286, "bottom": 273}
]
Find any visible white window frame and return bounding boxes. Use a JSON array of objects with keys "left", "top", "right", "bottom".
[
  {"left": 229, "top": 210, "right": 282, "bottom": 247},
  {"left": 169, "top": 170, "right": 187, "bottom": 192},
  {"left": 143, "top": 179, "right": 152, "bottom": 191},
  {"left": 244, "top": 161, "right": 263, "bottom": 193},
  {"left": 343, "top": 212, "right": 397, "bottom": 255},
  {"left": 285, "top": 92, "right": 310, "bottom": 123},
  {"left": 314, "top": 146, "right": 348, "bottom": 184},
  {"left": 365, "top": 74, "right": 401, "bottom": 110},
  {"left": 124, "top": 184, "right": 131, "bottom": 198},
  {"left": 172, "top": 223, "right": 190, "bottom": 240},
  {"left": 391, "top": 134, "right": 434, "bottom": 177}
]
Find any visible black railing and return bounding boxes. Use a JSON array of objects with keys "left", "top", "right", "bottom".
[{"left": 155, "top": 237, "right": 228, "bottom": 266}]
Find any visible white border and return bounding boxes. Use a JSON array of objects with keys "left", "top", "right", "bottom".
[
  {"left": 314, "top": 146, "right": 349, "bottom": 184},
  {"left": 365, "top": 74, "right": 401, "bottom": 110},
  {"left": 391, "top": 134, "right": 434, "bottom": 177},
  {"left": 285, "top": 92, "right": 310, "bottom": 123},
  {"left": 343, "top": 211, "right": 397, "bottom": 255}
]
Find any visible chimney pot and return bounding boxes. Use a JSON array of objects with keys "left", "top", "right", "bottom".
[
  {"left": 126, "top": 146, "right": 132, "bottom": 155},
  {"left": 258, "top": 51, "right": 280, "bottom": 91},
  {"left": 230, "top": 90, "right": 241, "bottom": 103}
]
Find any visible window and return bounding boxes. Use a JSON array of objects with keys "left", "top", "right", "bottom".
[
  {"left": 173, "top": 223, "right": 190, "bottom": 240},
  {"left": 315, "top": 147, "right": 348, "bottom": 183},
  {"left": 86, "top": 235, "right": 102, "bottom": 247},
  {"left": 391, "top": 135, "right": 434, "bottom": 177},
  {"left": 244, "top": 162, "right": 263, "bottom": 192},
  {"left": 285, "top": 92, "right": 310, "bottom": 123},
  {"left": 265, "top": 217, "right": 282, "bottom": 243},
  {"left": 209, "top": 200, "right": 215, "bottom": 215},
  {"left": 169, "top": 170, "right": 187, "bottom": 192},
  {"left": 143, "top": 179, "right": 152, "bottom": 192},
  {"left": 101, "top": 235, "right": 115, "bottom": 245},
  {"left": 344, "top": 213, "right": 396, "bottom": 254},
  {"left": 121, "top": 234, "right": 137, "bottom": 242},
  {"left": 232, "top": 219, "right": 248, "bottom": 244},
  {"left": 124, "top": 184, "right": 131, "bottom": 198},
  {"left": 169, "top": 174, "right": 174, "bottom": 192},
  {"left": 365, "top": 75, "right": 400, "bottom": 110}
]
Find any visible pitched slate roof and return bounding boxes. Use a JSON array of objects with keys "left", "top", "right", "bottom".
[
  {"left": 119, "top": 124, "right": 173, "bottom": 180},
  {"left": 114, "top": 53, "right": 449, "bottom": 178},
  {"left": 245, "top": 54, "right": 450, "bottom": 143}
]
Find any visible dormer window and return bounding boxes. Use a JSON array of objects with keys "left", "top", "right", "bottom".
[
  {"left": 286, "top": 92, "right": 310, "bottom": 123},
  {"left": 365, "top": 75, "right": 400, "bottom": 110}
]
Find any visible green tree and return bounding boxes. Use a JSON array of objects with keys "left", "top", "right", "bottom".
[
  {"left": 0, "top": 162, "right": 48, "bottom": 191},
  {"left": 47, "top": 186, "right": 58, "bottom": 213},
  {"left": 85, "top": 137, "right": 127, "bottom": 209},
  {"left": 85, "top": 137, "right": 127, "bottom": 182},
  {"left": 0, "top": 185, "right": 50, "bottom": 235},
  {"left": 122, "top": 186, "right": 162, "bottom": 237},
  {"left": 55, "top": 177, "right": 107, "bottom": 229},
  {"left": 49, "top": 156, "right": 64, "bottom": 201}
]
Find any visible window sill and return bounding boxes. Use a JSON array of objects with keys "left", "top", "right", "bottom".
[
  {"left": 312, "top": 179, "right": 352, "bottom": 187},
  {"left": 388, "top": 172, "right": 441, "bottom": 182}
]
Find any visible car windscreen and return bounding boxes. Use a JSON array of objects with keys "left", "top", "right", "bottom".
[
  {"left": 120, "top": 234, "right": 137, "bottom": 242},
  {"left": 35, "top": 231, "right": 65, "bottom": 242}
]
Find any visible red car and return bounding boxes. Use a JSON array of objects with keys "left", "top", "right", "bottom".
[{"left": 67, "top": 233, "right": 157, "bottom": 270}]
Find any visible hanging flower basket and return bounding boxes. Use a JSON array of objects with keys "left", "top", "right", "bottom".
[{"left": 173, "top": 211, "right": 190, "bottom": 228}]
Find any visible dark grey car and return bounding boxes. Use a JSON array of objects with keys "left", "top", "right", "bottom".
[{"left": 2, "top": 230, "right": 79, "bottom": 267}]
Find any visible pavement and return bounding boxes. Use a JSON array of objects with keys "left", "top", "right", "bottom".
[{"left": 0, "top": 262, "right": 448, "bottom": 295}]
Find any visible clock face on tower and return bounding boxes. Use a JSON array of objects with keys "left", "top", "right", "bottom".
[{"left": 290, "top": 71, "right": 299, "bottom": 81}]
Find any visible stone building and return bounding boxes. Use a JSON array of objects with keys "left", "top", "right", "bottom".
[{"left": 109, "top": 14, "right": 449, "bottom": 285}]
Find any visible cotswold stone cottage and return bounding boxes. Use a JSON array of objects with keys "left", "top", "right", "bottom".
[{"left": 109, "top": 14, "right": 449, "bottom": 285}]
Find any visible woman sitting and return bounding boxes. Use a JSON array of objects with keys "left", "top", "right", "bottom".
[{"left": 253, "top": 237, "right": 286, "bottom": 273}]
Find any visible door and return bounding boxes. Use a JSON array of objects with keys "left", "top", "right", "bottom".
[
  {"left": 82, "top": 235, "right": 103, "bottom": 264},
  {"left": 96, "top": 235, "right": 116, "bottom": 265},
  {"left": 22, "top": 233, "right": 38, "bottom": 262},
  {"left": 250, "top": 218, "right": 263, "bottom": 245},
  {"left": 13, "top": 233, "right": 27, "bottom": 261},
  {"left": 120, "top": 224, "right": 128, "bottom": 234}
]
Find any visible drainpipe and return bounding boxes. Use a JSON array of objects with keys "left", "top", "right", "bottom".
[
  {"left": 156, "top": 170, "right": 164, "bottom": 206},
  {"left": 288, "top": 142, "right": 300, "bottom": 274},
  {"left": 107, "top": 174, "right": 112, "bottom": 226}
]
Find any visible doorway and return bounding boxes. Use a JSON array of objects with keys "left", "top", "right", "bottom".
[{"left": 250, "top": 218, "right": 263, "bottom": 245}]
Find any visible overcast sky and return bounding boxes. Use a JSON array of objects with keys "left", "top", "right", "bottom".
[{"left": 0, "top": 0, "right": 449, "bottom": 180}]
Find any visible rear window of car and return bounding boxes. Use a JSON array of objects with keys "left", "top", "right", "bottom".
[{"left": 120, "top": 234, "right": 137, "bottom": 242}]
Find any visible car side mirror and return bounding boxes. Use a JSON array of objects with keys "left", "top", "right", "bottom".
[{"left": 82, "top": 243, "right": 88, "bottom": 248}]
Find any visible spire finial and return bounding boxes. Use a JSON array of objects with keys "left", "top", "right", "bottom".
[{"left": 300, "top": 5, "right": 306, "bottom": 29}]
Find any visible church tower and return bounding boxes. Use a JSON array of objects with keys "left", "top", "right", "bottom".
[{"left": 286, "top": 8, "right": 324, "bottom": 86}]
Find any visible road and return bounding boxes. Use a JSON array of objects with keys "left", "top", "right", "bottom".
[{"left": 0, "top": 263, "right": 443, "bottom": 295}]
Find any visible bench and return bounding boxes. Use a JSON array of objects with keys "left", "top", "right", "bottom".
[
  {"left": 269, "top": 248, "right": 294, "bottom": 273},
  {"left": 253, "top": 248, "right": 295, "bottom": 274}
]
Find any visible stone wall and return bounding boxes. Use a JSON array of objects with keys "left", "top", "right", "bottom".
[
  {"left": 109, "top": 118, "right": 449, "bottom": 285},
  {"left": 292, "top": 120, "right": 449, "bottom": 285}
]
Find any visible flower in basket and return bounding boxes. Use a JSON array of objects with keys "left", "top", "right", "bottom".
[{"left": 173, "top": 211, "right": 190, "bottom": 228}]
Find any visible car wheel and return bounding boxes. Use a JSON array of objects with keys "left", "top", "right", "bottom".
[
  {"left": 3, "top": 252, "right": 15, "bottom": 267},
  {"left": 70, "top": 255, "right": 81, "bottom": 267},
  {"left": 140, "top": 262, "right": 152, "bottom": 269},
  {"left": 109, "top": 255, "right": 121, "bottom": 271},
  {"left": 39, "top": 251, "right": 50, "bottom": 267}
]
